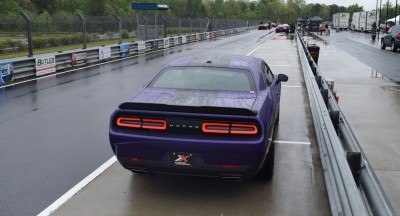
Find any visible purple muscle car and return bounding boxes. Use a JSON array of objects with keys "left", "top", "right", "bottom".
[{"left": 109, "top": 55, "right": 288, "bottom": 180}]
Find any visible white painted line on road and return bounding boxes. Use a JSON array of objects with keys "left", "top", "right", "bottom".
[
  {"left": 274, "top": 140, "right": 311, "bottom": 145},
  {"left": 37, "top": 156, "right": 117, "bottom": 216},
  {"left": 282, "top": 85, "right": 302, "bottom": 88},
  {"left": 247, "top": 33, "right": 274, "bottom": 56}
]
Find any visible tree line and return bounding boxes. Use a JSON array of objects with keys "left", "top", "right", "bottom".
[{"left": 0, "top": 0, "right": 399, "bottom": 23}]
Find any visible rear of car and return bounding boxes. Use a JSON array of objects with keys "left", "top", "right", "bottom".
[
  {"left": 276, "top": 24, "right": 289, "bottom": 33},
  {"left": 109, "top": 59, "right": 278, "bottom": 180},
  {"left": 381, "top": 25, "right": 400, "bottom": 52}
]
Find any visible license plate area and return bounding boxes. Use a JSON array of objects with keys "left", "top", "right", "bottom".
[{"left": 169, "top": 152, "right": 196, "bottom": 167}]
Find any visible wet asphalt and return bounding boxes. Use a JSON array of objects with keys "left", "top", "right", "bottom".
[
  {"left": 52, "top": 32, "right": 330, "bottom": 216},
  {"left": 309, "top": 30, "right": 400, "bottom": 214},
  {"left": 312, "top": 30, "right": 400, "bottom": 83},
  {"left": 0, "top": 30, "right": 289, "bottom": 216}
]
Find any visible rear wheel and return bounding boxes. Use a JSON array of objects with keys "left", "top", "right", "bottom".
[
  {"left": 391, "top": 40, "right": 398, "bottom": 52},
  {"left": 257, "top": 142, "right": 275, "bottom": 180},
  {"left": 381, "top": 40, "right": 386, "bottom": 50}
]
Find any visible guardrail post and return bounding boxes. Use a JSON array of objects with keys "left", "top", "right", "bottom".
[
  {"left": 19, "top": 10, "right": 33, "bottom": 57},
  {"left": 76, "top": 12, "right": 87, "bottom": 49},
  {"left": 329, "top": 111, "right": 340, "bottom": 133},
  {"left": 315, "top": 76, "right": 322, "bottom": 89},
  {"left": 320, "top": 89, "right": 329, "bottom": 107},
  {"left": 115, "top": 15, "right": 122, "bottom": 44},
  {"left": 347, "top": 152, "right": 362, "bottom": 187}
]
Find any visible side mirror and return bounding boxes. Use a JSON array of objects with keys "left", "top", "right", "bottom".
[{"left": 277, "top": 74, "right": 288, "bottom": 83}]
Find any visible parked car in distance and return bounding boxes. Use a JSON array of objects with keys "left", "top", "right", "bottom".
[
  {"left": 276, "top": 24, "right": 289, "bottom": 33},
  {"left": 258, "top": 21, "right": 268, "bottom": 30},
  {"left": 109, "top": 55, "right": 288, "bottom": 181},
  {"left": 381, "top": 25, "right": 400, "bottom": 52}
]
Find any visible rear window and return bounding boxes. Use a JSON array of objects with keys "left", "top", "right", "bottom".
[{"left": 150, "top": 67, "right": 256, "bottom": 92}]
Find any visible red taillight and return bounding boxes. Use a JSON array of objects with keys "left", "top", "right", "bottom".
[
  {"left": 396, "top": 33, "right": 400, "bottom": 40},
  {"left": 116, "top": 117, "right": 166, "bottom": 131},
  {"left": 202, "top": 121, "right": 258, "bottom": 135},
  {"left": 116, "top": 117, "right": 141, "bottom": 128},
  {"left": 230, "top": 123, "right": 258, "bottom": 135},
  {"left": 202, "top": 122, "right": 230, "bottom": 134},
  {"left": 142, "top": 118, "right": 167, "bottom": 130}
]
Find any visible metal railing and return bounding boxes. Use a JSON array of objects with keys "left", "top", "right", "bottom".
[
  {"left": 296, "top": 31, "right": 396, "bottom": 216},
  {"left": 1, "top": 26, "right": 253, "bottom": 85},
  {"left": 0, "top": 12, "right": 256, "bottom": 57}
]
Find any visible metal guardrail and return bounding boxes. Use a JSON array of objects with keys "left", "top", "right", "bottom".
[
  {"left": 1, "top": 26, "right": 253, "bottom": 85},
  {"left": 296, "top": 31, "right": 396, "bottom": 216}
]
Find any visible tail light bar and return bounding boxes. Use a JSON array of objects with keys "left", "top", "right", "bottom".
[
  {"left": 116, "top": 117, "right": 166, "bottom": 131},
  {"left": 202, "top": 121, "right": 258, "bottom": 135}
]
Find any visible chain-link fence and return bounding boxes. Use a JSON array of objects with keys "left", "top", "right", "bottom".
[{"left": 0, "top": 12, "right": 256, "bottom": 60}]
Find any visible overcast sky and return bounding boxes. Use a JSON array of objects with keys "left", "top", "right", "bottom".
[{"left": 304, "top": 0, "right": 391, "bottom": 11}]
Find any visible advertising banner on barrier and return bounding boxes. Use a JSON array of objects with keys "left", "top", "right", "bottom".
[
  {"left": 173, "top": 37, "right": 179, "bottom": 46},
  {"left": 137, "top": 41, "right": 146, "bottom": 53},
  {"left": 163, "top": 38, "right": 169, "bottom": 48},
  {"left": 71, "top": 52, "right": 87, "bottom": 67},
  {"left": 120, "top": 44, "right": 130, "bottom": 58},
  {"left": 35, "top": 55, "right": 56, "bottom": 76},
  {"left": 210, "top": 32, "right": 215, "bottom": 39},
  {"left": 195, "top": 33, "right": 200, "bottom": 42},
  {"left": 182, "top": 36, "right": 187, "bottom": 44},
  {"left": 0, "top": 62, "right": 14, "bottom": 84},
  {"left": 206, "top": 32, "right": 210, "bottom": 40},
  {"left": 99, "top": 46, "right": 111, "bottom": 60}
]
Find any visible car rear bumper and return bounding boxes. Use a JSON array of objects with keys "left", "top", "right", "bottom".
[{"left": 110, "top": 132, "right": 270, "bottom": 179}]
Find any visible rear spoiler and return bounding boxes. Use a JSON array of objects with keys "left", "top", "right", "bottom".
[{"left": 119, "top": 102, "right": 258, "bottom": 116}]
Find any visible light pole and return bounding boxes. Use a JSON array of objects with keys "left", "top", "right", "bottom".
[
  {"left": 379, "top": 0, "right": 382, "bottom": 40},
  {"left": 386, "top": 0, "right": 389, "bottom": 30},
  {"left": 396, "top": 0, "right": 398, "bottom": 24}
]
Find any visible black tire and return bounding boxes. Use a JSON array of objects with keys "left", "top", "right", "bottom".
[
  {"left": 257, "top": 141, "right": 275, "bottom": 180},
  {"left": 391, "top": 40, "right": 398, "bottom": 52},
  {"left": 381, "top": 40, "right": 386, "bottom": 50}
]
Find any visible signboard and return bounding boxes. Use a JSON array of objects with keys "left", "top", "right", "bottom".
[
  {"left": 132, "top": 3, "right": 168, "bottom": 10},
  {"left": 99, "top": 46, "right": 111, "bottom": 60},
  {"left": 182, "top": 36, "right": 187, "bottom": 44},
  {"left": 163, "top": 38, "right": 169, "bottom": 48},
  {"left": 173, "top": 36, "right": 179, "bottom": 46},
  {"left": 120, "top": 44, "right": 130, "bottom": 58},
  {"left": 210, "top": 32, "right": 215, "bottom": 39},
  {"left": 0, "top": 62, "right": 13, "bottom": 84},
  {"left": 137, "top": 41, "right": 146, "bottom": 52},
  {"left": 195, "top": 33, "right": 200, "bottom": 42},
  {"left": 35, "top": 55, "right": 56, "bottom": 76},
  {"left": 206, "top": 32, "right": 210, "bottom": 40},
  {"left": 71, "top": 52, "right": 87, "bottom": 67}
]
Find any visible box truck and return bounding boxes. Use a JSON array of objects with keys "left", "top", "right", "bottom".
[
  {"left": 351, "top": 11, "right": 380, "bottom": 32},
  {"left": 333, "top": 13, "right": 350, "bottom": 30}
]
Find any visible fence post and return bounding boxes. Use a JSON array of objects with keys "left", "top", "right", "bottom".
[
  {"left": 76, "top": 12, "right": 87, "bottom": 49},
  {"left": 162, "top": 13, "right": 167, "bottom": 38},
  {"left": 178, "top": 18, "right": 182, "bottom": 35},
  {"left": 154, "top": 10, "right": 158, "bottom": 39},
  {"left": 19, "top": 11, "right": 33, "bottom": 57},
  {"left": 189, "top": 17, "right": 193, "bottom": 34},
  {"left": 115, "top": 15, "right": 122, "bottom": 44}
]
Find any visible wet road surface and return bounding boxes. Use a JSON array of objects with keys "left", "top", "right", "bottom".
[
  {"left": 0, "top": 30, "right": 282, "bottom": 216},
  {"left": 52, "top": 33, "right": 330, "bottom": 215},
  {"left": 308, "top": 33, "right": 400, "bottom": 214},
  {"left": 312, "top": 30, "right": 400, "bottom": 83}
]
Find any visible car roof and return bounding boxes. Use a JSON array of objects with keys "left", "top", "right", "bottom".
[{"left": 162, "top": 54, "right": 264, "bottom": 91}]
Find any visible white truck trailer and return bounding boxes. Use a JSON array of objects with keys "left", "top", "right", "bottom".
[
  {"left": 352, "top": 12, "right": 362, "bottom": 30},
  {"left": 351, "top": 11, "right": 380, "bottom": 32},
  {"left": 333, "top": 13, "right": 350, "bottom": 30}
]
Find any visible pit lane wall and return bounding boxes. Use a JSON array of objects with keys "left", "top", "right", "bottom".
[
  {"left": 0, "top": 27, "right": 253, "bottom": 86},
  {"left": 296, "top": 31, "right": 396, "bottom": 216}
]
